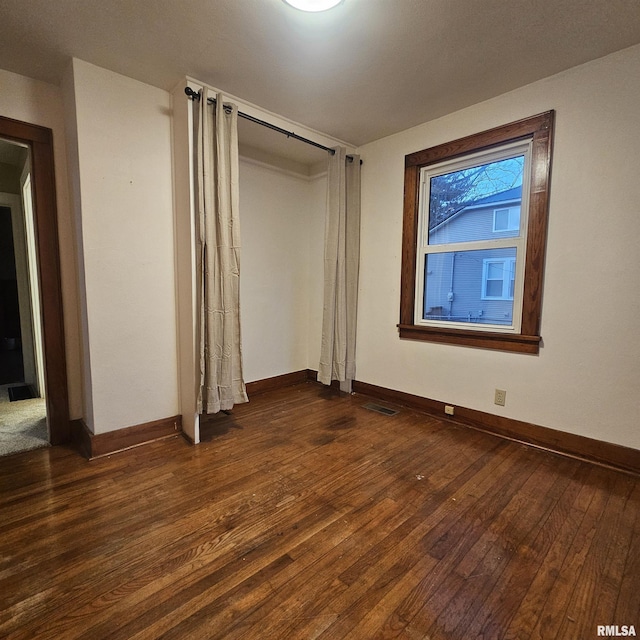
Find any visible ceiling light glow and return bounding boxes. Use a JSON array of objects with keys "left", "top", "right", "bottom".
[{"left": 283, "top": 0, "right": 343, "bottom": 12}]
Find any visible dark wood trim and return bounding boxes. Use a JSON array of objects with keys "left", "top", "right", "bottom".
[
  {"left": 400, "top": 111, "right": 554, "bottom": 354},
  {"left": 243, "top": 369, "right": 340, "bottom": 397},
  {"left": 353, "top": 380, "right": 640, "bottom": 476},
  {"left": 70, "top": 418, "right": 92, "bottom": 459},
  {"left": 246, "top": 370, "right": 310, "bottom": 396},
  {"left": 0, "top": 115, "right": 70, "bottom": 444},
  {"left": 305, "top": 369, "right": 343, "bottom": 390},
  {"left": 522, "top": 122, "right": 554, "bottom": 336},
  {"left": 181, "top": 430, "right": 196, "bottom": 445},
  {"left": 398, "top": 324, "right": 541, "bottom": 354},
  {"left": 404, "top": 112, "right": 554, "bottom": 168},
  {"left": 400, "top": 164, "right": 420, "bottom": 325},
  {"left": 72, "top": 415, "right": 182, "bottom": 459}
]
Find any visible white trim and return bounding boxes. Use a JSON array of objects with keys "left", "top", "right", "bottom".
[
  {"left": 482, "top": 257, "right": 516, "bottom": 300},
  {"left": 0, "top": 188, "right": 45, "bottom": 397},
  {"left": 423, "top": 138, "right": 529, "bottom": 177},
  {"left": 414, "top": 139, "right": 532, "bottom": 333},
  {"left": 170, "top": 82, "right": 200, "bottom": 444},
  {"left": 20, "top": 173, "right": 46, "bottom": 398}
]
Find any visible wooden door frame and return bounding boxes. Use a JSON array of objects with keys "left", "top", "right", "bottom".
[{"left": 0, "top": 115, "right": 70, "bottom": 444}]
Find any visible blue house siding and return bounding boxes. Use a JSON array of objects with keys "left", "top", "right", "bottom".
[
  {"left": 429, "top": 202, "right": 521, "bottom": 245},
  {"left": 424, "top": 248, "right": 517, "bottom": 325}
]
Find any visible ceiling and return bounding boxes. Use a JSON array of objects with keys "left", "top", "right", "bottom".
[
  {"left": 1, "top": 0, "right": 640, "bottom": 156},
  {"left": 0, "top": 139, "right": 28, "bottom": 167}
]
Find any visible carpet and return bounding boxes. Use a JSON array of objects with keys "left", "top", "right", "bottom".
[{"left": 0, "top": 385, "right": 48, "bottom": 457}]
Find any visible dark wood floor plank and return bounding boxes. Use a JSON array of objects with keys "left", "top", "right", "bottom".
[
  {"left": 590, "top": 476, "right": 639, "bottom": 630},
  {"left": 204, "top": 504, "right": 403, "bottom": 640},
  {"left": 527, "top": 466, "right": 617, "bottom": 639},
  {"left": 428, "top": 461, "right": 567, "bottom": 638},
  {"left": 394, "top": 452, "right": 541, "bottom": 639},
  {"left": 497, "top": 462, "right": 596, "bottom": 640},
  {"left": 614, "top": 482, "right": 640, "bottom": 624},
  {"left": 458, "top": 458, "right": 585, "bottom": 640},
  {"left": 367, "top": 445, "right": 523, "bottom": 632},
  {"left": 70, "top": 492, "right": 345, "bottom": 640},
  {"left": 0, "top": 382, "right": 638, "bottom": 640},
  {"left": 38, "top": 396, "right": 424, "bottom": 636},
  {"left": 311, "top": 444, "right": 528, "bottom": 638},
  {"left": 554, "top": 472, "right": 637, "bottom": 639}
]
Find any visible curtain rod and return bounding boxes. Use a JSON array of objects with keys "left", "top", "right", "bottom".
[{"left": 185, "top": 87, "right": 359, "bottom": 162}]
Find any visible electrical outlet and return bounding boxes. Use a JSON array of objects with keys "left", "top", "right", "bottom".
[
  {"left": 494, "top": 389, "right": 506, "bottom": 406},
  {"left": 444, "top": 404, "right": 455, "bottom": 416}
]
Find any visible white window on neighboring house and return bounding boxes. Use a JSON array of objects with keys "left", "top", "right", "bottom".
[
  {"left": 493, "top": 207, "right": 520, "bottom": 232},
  {"left": 482, "top": 258, "right": 516, "bottom": 300}
]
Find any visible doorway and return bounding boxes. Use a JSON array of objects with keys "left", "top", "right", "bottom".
[
  {"left": 0, "top": 115, "right": 69, "bottom": 448},
  {"left": 0, "top": 140, "right": 48, "bottom": 455}
]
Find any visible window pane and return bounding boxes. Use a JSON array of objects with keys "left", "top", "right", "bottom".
[
  {"left": 487, "top": 263, "right": 503, "bottom": 279},
  {"left": 494, "top": 208, "right": 510, "bottom": 230},
  {"left": 509, "top": 262, "right": 516, "bottom": 298},
  {"left": 486, "top": 279, "right": 503, "bottom": 297},
  {"left": 428, "top": 155, "right": 524, "bottom": 245},
  {"left": 423, "top": 248, "right": 517, "bottom": 326},
  {"left": 509, "top": 208, "right": 520, "bottom": 230}
]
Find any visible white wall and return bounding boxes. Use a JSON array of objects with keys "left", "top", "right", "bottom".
[
  {"left": 239, "top": 157, "right": 326, "bottom": 382},
  {"left": 65, "top": 59, "right": 179, "bottom": 433},
  {"left": 306, "top": 172, "right": 327, "bottom": 372},
  {"left": 356, "top": 44, "right": 640, "bottom": 450},
  {"left": 0, "top": 68, "right": 83, "bottom": 419}
]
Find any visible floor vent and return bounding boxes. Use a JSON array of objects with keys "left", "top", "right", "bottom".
[
  {"left": 8, "top": 385, "right": 36, "bottom": 402},
  {"left": 361, "top": 402, "right": 399, "bottom": 416}
]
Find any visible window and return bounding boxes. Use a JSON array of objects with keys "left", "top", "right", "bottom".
[
  {"left": 482, "top": 257, "right": 516, "bottom": 300},
  {"left": 400, "top": 111, "right": 554, "bottom": 354},
  {"left": 418, "top": 143, "right": 527, "bottom": 331},
  {"left": 493, "top": 207, "right": 520, "bottom": 233}
]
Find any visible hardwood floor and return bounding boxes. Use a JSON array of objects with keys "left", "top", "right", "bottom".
[{"left": 1, "top": 382, "right": 638, "bottom": 639}]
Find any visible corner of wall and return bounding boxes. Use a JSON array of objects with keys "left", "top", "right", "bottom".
[{"left": 60, "top": 60, "right": 94, "bottom": 432}]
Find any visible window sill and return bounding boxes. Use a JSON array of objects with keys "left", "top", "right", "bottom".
[{"left": 397, "top": 324, "right": 541, "bottom": 354}]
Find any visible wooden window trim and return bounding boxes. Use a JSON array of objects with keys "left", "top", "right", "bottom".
[{"left": 399, "top": 111, "right": 554, "bottom": 354}]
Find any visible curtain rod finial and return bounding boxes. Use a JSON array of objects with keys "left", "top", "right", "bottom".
[{"left": 185, "top": 87, "right": 201, "bottom": 101}]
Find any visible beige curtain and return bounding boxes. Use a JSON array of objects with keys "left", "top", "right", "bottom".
[
  {"left": 195, "top": 89, "right": 248, "bottom": 413},
  {"left": 318, "top": 147, "right": 361, "bottom": 386}
]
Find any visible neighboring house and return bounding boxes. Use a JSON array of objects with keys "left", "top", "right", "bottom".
[{"left": 424, "top": 186, "right": 522, "bottom": 326}]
